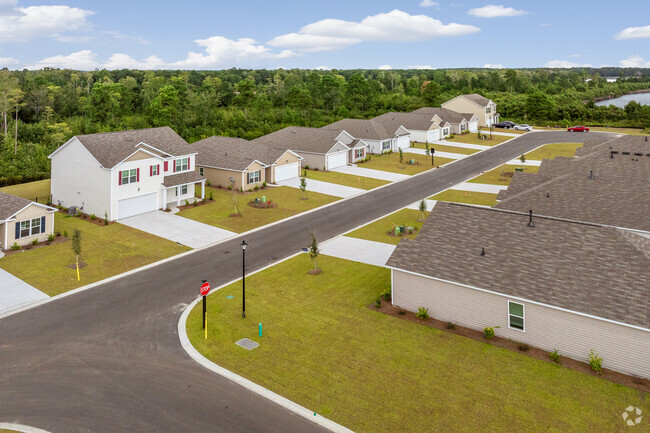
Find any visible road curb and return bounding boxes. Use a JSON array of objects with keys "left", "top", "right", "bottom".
[
  {"left": 177, "top": 252, "right": 354, "bottom": 433},
  {"left": 0, "top": 423, "right": 51, "bottom": 433}
]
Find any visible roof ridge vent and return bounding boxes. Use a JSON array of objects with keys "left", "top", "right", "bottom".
[
  {"left": 589, "top": 170, "right": 594, "bottom": 180},
  {"left": 480, "top": 247, "right": 485, "bottom": 256}
]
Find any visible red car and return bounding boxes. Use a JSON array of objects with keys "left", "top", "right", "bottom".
[{"left": 567, "top": 126, "right": 589, "bottom": 132}]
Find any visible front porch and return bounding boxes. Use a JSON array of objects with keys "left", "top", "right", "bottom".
[{"left": 162, "top": 171, "right": 206, "bottom": 209}]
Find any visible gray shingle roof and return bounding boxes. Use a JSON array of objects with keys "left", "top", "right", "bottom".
[
  {"left": 372, "top": 112, "right": 436, "bottom": 132},
  {"left": 322, "top": 118, "right": 393, "bottom": 140},
  {"left": 412, "top": 107, "right": 468, "bottom": 125},
  {"left": 0, "top": 192, "right": 34, "bottom": 220},
  {"left": 162, "top": 171, "right": 205, "bottom": 188},
  {"left": 252, "top": 127, "right": 345, "bottom": 154},
  {"left": 71, "top": 127, "right": 191, "bottom": 169},
  {"left": 496, "top": 135, "right": 650, "bottom": 231},
  {"left": 387, "top": 202, "right": 650, "bottom": 329},
  {"left": 462, "top": 93, "right": 491, "bottom": 106},
  {"left": 192, "top": 136, "right": 296, "bottom": 171}
]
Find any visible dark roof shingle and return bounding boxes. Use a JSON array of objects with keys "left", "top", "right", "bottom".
[{"left": 0, "top": 192, "right": 34, "bottom": 220}]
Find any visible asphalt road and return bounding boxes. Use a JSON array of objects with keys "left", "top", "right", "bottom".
[{"left": 0, "top": 132, "right": 608, "bottom": 433}]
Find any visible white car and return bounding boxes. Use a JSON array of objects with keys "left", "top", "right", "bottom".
[{"left": 514, "top": 124, "right": 533, "bottom": 131}]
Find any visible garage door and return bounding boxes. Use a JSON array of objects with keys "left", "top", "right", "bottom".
[
  {"left": 326, "top": 151, "right": 347, "bottom": 170},
  {"left": 274, "top": 162, "right": 299, "bottom": 182},
  {"left": 427, "top": 129, "right": 440, "bottom": 142},
  {"left": 396, "top": 135, "right": 410, "bottom": 149},
  {"left": 468, "top": 121, "right": 478, "bottom": 132},
  {"left": 118, "top": 192, "right": 157, "bottom": 220}
]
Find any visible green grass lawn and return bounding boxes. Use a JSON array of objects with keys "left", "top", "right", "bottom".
[
  {"left": 303, "top": 169, "right": 390, "bottom": 190},
  {"left": 345, "top": 209, "right": 427, "bottom": 245},
  {"left": 187, "top": 255, "right": 648, "bottom": 433},
  {"left": 468, "top": 164, "right": 540, "bottom": 185},
  {"left": 412, "top": 142, "right": 479, "bottom": 155},
  {"left": 358, "top": 153, "right": 453, "bottom": 175},
  {"left": 0, "top": 213, "right": 189, "bottom": 296},
  {"left": 179, "top": 186, "right": 339, "bottom": 233},
  {"left": 0, "top": 429, "right": 22, "bottom": 433},
  {"left": 445, "top": 134, "right": 511, "bottom": 146},
  {"left": 0, "top": 179, "right": 50, "bottom": 200},
  {"left": 430, "top": 189, "right": 498, "bottom": 206},
  {"left": 524, "top": 142, "right": 583, "bottom": 160},
  {"left": 480, "top": 126, "right": 527, "bottom": 135}
]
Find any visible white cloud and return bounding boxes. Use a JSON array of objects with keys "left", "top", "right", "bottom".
[
  {"left": 419, "top": 0, "right": 440, "bottom": 7},
  {"left": 408, "top": 64, "right": 435, "bottom": 69},
  {"left": 268, "top": 9, "right": 479, "bottom": 52},
  {"left": 0, "top": 3, "right": 94, "bottom": 43},
  {"left": 619, "top": 55, "right": 650, "bottom": 67},
  {"left": 169, "top": 36, "right": 297, "bottom": 69},
  {"left": 483, "top": 63, "right": 504, "bottom": 68},
  {"left": 100, "top": 30, "right": 150, "bottom": 45},
  {"left": 27, "top": 50, "right": 100, "bottom": 70},
  {"left": 468, "top": 5, "right": 527, "bottom": 18},
  {"left": 313, "top": 65, "right": 331, "bottom": 70},
  {"left": 545, "top": 60, "right": 592, "bottom": 68},
  {"left": 615, "top": 25, "right": 650, "bottom": 40},
  {"left": 104, "top": 53, "right": 165, "bottom": 70},
  {"left": 566, "top": 54, "right": 585, "bottom": 59},
  {"left": 378, "top": 64, "right": 393, "bottom": 70},
  {"left": 0, "top": 56, "right": 19, "bottom": 66}
]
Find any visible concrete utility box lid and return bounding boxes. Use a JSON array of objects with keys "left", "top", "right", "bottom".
[{"left": 236, "top": 338, "right": 259, "bottom": 350}]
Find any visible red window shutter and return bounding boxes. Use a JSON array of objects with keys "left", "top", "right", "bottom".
[
  {"left": 157, "top": 164, "right": 160, "bottom": 175},
  {"left": 118, "top": 171, "right": 122, "bottom": 185},
  {"left": 164, "top": 161, "right": 168, "bottom": 172},
  {"left": 137, "top": 168, "right": 140, "bottom": 182},
  {"left": 187, "top": 156, "right": 191, "bottom": 168},
  {"left": 173, "top": 160, "right": 176, "bottom": 173},
  {"left": 149, "top": 166, "right": 152, "bottom": 176}
]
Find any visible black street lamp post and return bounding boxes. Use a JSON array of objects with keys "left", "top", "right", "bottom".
[
  {"left": 431, "top": 148, "right": 435, "bottom": 166},
  {"left": 241, "top": 240, "right": 247, "bottom": 318}
]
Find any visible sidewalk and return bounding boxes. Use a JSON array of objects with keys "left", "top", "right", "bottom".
[
  {"left": 403, "top": 148, "right": 469, "bottom": 160},
  {"left": 448, "top": 183, "right": 508, "bottom": 194},
  {"left": 320, "top": 236, "right": 396, "bottom": 267},
  {"left": 331, "top": 165, "right": 410, "bottom": 182},
  {"left": 278, "top": 177, "right": 364, "bottom": 198},
  {"left": 430, "top": 140, "right": 490, "bottom": 150},
  {"left": 0, "top": 267, "right": 49, "bottom": 315}
]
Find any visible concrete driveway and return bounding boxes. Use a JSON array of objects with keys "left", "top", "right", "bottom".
[
  {"left": 404, "top": 147, "right": 469, "bottom": 160},
  {"left": 320, "top": 236, "right": 396, "bottom": 267},
  {"left": 332, "top": 165, "right": 410, "bottom": 182},
  {"left": 119, "top": 211, "right": 236, "bottom": 248},
  {"left": 277, "top": 177, "right": 364, "bottom": 198},
  {"left": 449, "top": 183, "right": 508, "bottom": 194},
  {"left": 0, "top": 268, "right": 48, "bottom": 315}
]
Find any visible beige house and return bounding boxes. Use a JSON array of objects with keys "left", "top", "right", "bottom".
[
  {"left": 411, "top": 107, "right": 478, "bottom": 135},
  {"left": 192, "top": 136, "right": 302, "bottom": 190},
  {"left": 0, "top": 192, "right": 57, "bottom": 249},
  {"left": 323, "top": 118, "right": 411, "bottom": 155},
  {"left": 387, "top": 202, "right": 649, "bottom": 379},
  {"left": 441, "top": 93, "right": 499, "bottom": 127}
]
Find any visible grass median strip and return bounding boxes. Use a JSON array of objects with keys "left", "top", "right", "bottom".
[
  {"left": 303, "top": 169, "right": 389, "bottom": 190},
  {"left": 345, "top": 209, "right": 427, "bottom": 245},
  {"left": 179, "top": 186, "right": 339, "bottom": 233},
  {"left": 524, "top": 142, "right": 583, "bottom": 160},
  {"left": 430, "top": 189, "right": 498, "bottom": 207},
  {"left": 412, "top": 143, "right": 479, "bottom": 155},
  {"left": 357, "top": 153, "right": 453, "bottom": 174},
  {"left": 0, "top": 213, "right": 189, "bottom": 296},
  {"left": 469, "top": 164, "right": 539, "bottom": 185},
  {"left": 187, "top": 254, "right": 647, "bottom": 433}
]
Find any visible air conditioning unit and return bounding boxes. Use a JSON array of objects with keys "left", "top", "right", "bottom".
[{"left": 68, "top": 206, "right": 78, "bottom": 215}]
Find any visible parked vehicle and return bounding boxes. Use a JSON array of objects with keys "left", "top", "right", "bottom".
[
  {"left": 567, "top": 126, "right": 589, "bottom": 132},
  {"left": 514, "top": 124, "right": 533, "bottom": 131},
  {"left": 493, "top": 121, "right": 516, "bottom": 129}
]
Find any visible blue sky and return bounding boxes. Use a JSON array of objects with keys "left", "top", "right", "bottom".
[{"left": 0, "top": 0, "right": 649, "bottom": 70}]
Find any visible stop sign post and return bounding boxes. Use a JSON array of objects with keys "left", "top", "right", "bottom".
[{"left": 200, "top": 280, "right": 211, "bottom": 336}]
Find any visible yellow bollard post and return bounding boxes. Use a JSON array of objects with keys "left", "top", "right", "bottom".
[
  {"left": 204, "top": 315, "right": 207, "bottom": 339},
  {"left": 76, "top": 257, "right": 80, "bottom": 281}
]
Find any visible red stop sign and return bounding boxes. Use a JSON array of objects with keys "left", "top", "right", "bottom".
[{"left": 200, "top": 281, "right": 211, "bottom": 296}]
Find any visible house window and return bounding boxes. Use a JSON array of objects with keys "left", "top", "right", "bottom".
[
  {"left": 181, "top": 185, "right": 188, "bottom": 195},
  {"left": 508, "top": 301, "right": 525, "bottom": 331},
  {"left": 199, "top": 167, "right": 204, "bottom": 176},
  {"left": 175, "top": 158, "right": 189, "bottom": 172},
  {"left": 151, "top": 165, "right": 159, "bottom": 176},
  {"left": 486, "top": 107, "right": 491, "bottom": 114},
  {"left": 460, "top": 124, "right": 466, "bottom": 132},
  {"left": 247, "top": 170, "right": 261, "bottom": 184},
  {"left": 443, "top": 128, "right": 450, "bottom": 136},
  {"left": 19, "top": 217, "right": 42, "bottom": 239},
  {"left": 355, "top": 148, "right": 364, "bottom": 159},
  {"left": 381, "top": 141, "right": 391, "bottom": 151},
  {"left": 121, "top": 169, "right": 137, "bottom": 185}
]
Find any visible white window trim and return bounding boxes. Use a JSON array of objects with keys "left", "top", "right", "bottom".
[
  {"left": 121, "top": 168, "right": 137, "bottom": 185},
  {"left": 199, "top": 167, "right": 204, "bottom": 176},
  {"left": 381, "top": 141, "right": 391, "bottom": 151},
  {"left": 508, "top": 300, "right": 525, "bottom": 332},
  {"left": 247, "top": 170, "right": 261, "bottom": 184},
  {"left": 175, "top": 158, "right": 189, "bottom": 172},
  {"left": 181, "top": 185, "right": 188, "bottom": 195},
  {"left": 19, "top": 217, "right": 43, "bottom": 239},
  {"left": 355, "top": 148, "right": 364, "bottom": 159},
  {"left": 152, "top": 165, "right": 158, "bottom": 176}
]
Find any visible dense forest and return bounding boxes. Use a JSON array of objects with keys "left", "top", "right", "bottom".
[{"left": 0, "top": 67, "right": 649, "bottom": 185}]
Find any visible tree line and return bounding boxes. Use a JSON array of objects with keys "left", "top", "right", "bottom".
[{"left": 0, "top": 67, "right": 649, "bottom": 185}]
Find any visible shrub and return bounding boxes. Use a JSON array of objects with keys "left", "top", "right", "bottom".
[
  {"left": 483, "top": 327, "right": 495, "bottom": 339},
  {"left": 254, "top": 185, "right": 259, "bottom": 191},
  {"left": 193, "top": 200, "right": 198, "bottom": 206},
  {"left": 90, "top": 213, "right": 96, "bottom": 220},
  {"left": 76, "top": 211, "right": 82, "bottom": 217},
  {"left": 104, "top": 211, "right": 109, "bottom": 225},
  {"left": 446, "top": 322, "right": 456, "bottom": 330},
  {"left": 184, "top": 199, "right": 189, "bottom": 206},
  {"left": 31, "top": 238, "right": 39, "bottom": 246},
  {"left": 322, "top": 166, "right": 326, "bottom": 171},
  {"left": 380, "top": 285, "right": 391, "bottom": 301},
  {"left": 549, "top": 348, "right": 560, "bottom": 363},
  {"left": 588, "top": 349, "right": 603, "bottom": 374},
  {"left": 227, "top": 185, "right": 232, "bottom": 190},
  {"left": 304, "top": 165, "right": 310, "bottom": 170},
  {"left": 209, "top": 191, "right": 213, "bottom": 200},
  {"left": 63, "top": 230, "right": 68, "bottom": 238},
  {"left": 11, "top": 242, "right": 20, "bottom": 250},
  {"left": 47, "top": 234, "right": 55, "bottom": 242},
  {"left": 517, "top": 343, "right": 530, "bottom": 352},
  {"left": 206, "top": 180, "right": 211, "bottom": 187},
  {"left": 262, "top": 181, "right": 267, "bottom": 187},
  {"left": 416, "top": 307, "right": 429, "bottom": 320},
  {"left": 375, "top": 298, "right": 382, "bottom": 309}
]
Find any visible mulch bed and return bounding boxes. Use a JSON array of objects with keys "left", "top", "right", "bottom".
[
  {"left": 2, "top": 235, "right": 69, "bottom": 256},
  {"left": 248, "top": 201, "right": 277, "bottom": 209},
  {"left": 371, "top": 299, "right": 649, "bottom": 393},
  {"left": 58, "top": 209, "right": 112, "bottom": 226},
  {"left": 67, "top": 261, "right": 87, "bottom": 269},
  {"left": 228, "top": 213, "right": 242, "bottom": 218},
  {"left": 307, "top": 268, "right": 322, "bottom": 275},
  {"left": 386, "top": 228, "right": 418, "bottom": 238},
  {"left": 177, "top": 198, "right": 214, "bottom": 212}
]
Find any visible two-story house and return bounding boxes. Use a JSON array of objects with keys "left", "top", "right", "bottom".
[
  {"left": 49, "top": 127, "right": 205, "bottom": 221},
  {"left": 441, "top": 93, "right": 499, "bottom": 127}
]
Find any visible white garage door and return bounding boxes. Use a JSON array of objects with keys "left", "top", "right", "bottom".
[
  {"left": 326, "top": 151, "right": 347, "bottom": 170},
  {"left": 274, "top": 162, "right": 299, "bottom": 182},
  {"left": 118, "top": 192, "right": 157, "bottom": 220},
  {"left": 468, "top": 121, "right": 478, "bottom": 132},
  {"left": 427, "top": 129, "right": 440, "bottom": 142},
  {"left": 397, "top": 135, "right": 410, "bottom": 149}
]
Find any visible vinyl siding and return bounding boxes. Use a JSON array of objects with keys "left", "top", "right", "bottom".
[
  {"left": 297, "top": 153, "right": 326, "bottom": 170},
  {"left": 3, "top": 205, "right": 54, "bottom": 247},
  {"left": 392, "top": 269, "right": 650, "bottom": 379}
]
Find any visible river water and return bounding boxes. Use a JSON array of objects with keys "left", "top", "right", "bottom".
[{"left": 595, "top": 92, "right": 650, "bottom": 108}]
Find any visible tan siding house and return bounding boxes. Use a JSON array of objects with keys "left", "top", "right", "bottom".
[
  {"left": 442, "top": 94, "right": 499, "bottom": 127},
  {"left": 0, "top": 192, "right": 57, "bottom": 249}
]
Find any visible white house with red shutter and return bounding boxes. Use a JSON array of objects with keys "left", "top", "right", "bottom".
[{"left": 49, "top": 127, "right": 205, "bottom": 221}]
